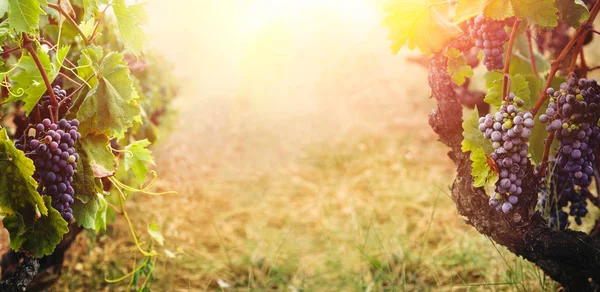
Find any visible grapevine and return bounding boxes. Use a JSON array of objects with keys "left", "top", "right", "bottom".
[
  {"left": 0, "top": 0, "right": 177, "bottom": 290},
  {"left": 383, "top": 0, "right": 600, "bottom": 290}
]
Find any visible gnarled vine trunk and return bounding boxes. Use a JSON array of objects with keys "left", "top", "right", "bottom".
[{"left": 429, "top": 36, "right": 600, "bottom": 291}]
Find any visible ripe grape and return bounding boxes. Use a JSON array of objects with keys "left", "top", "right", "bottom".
[
  {"left": 479, "top": 93, "right": 534, "bottom": 213},
  {"left": 466, "top": 14, "right": 510, "bottom": 71},
  {"left": 539, "top": 77, "right": 600, "bottom": 187},
  {"left": 17, "top": 118, "right": 81, "bottom": 221}
]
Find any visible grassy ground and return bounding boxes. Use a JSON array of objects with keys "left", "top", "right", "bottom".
[{"left": 52, "top": 1, "right": 568, "bottom": 291}]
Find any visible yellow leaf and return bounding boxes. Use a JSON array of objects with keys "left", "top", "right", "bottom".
[
  {"left": 455, "top": 0, "right": 514, "bottom": 23},
  {"left": 384, "top": 0, "right": 463, "bottom": 54}
]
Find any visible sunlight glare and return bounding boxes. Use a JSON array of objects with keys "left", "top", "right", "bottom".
[{"left": 242, "top": 0, "right": 380, "bottom": 36}]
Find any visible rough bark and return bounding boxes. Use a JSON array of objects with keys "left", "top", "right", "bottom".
[
  {"left": 0, "top": 223, "right": 83, "bottom": 291},
  {"left": 429, "top": 36, "right": 600, "bottom": 291},
  {"left": 0, "top": 257, "right": 39, "bottom": 292}
]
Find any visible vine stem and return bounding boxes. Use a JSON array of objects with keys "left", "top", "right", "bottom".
[
  {"left": 58, "top": 72, "right": 81, "bottom": 87},
  {"left": 537, "top": 131, "right": 554, "bottom": 177},
  {"left": 22, "top": 33, "right": 59, "bottom": 120},
  {"left": 569, "top": 33, "right": 587, "bottom": 73},
  {"left": 0, "top": 47, "right": 21, "bottom": 57},
  {"left": 502, "top": 19, "right": 521, "bottom": 101},
  {"left": 89, "top": 4, "right": 111, "bottom": 42},
  {"left": 526, "top": 28, "right": 538, "bottom": 77},
  {"left": 532, "top": 0, "right": 600, "bottom": 116},
  {"left": 47, "top": 3, "right": 91, "bottom": 46}
]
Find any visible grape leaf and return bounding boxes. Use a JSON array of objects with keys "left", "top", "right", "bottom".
[
  {"left": 124, "top": 139, "right": 154, "bottom": 186},
  {"left": 77, "top": 133, "right": 115, "bottom": 181},
  {"left": 483, "top": 73, "right": 530, "bottom": 107},
  {"left": 555, "top": 0, "right": 589, "bottom": 28},
  {"left": 470, "top": 147, "right": 498, "bottom": 187},
  {"left": 75, "top": 47, "right": 141, "bottom": 138},
  {"left": 7, "top": 0, "right": 44, "bottom": 33},
  {"left": 113, "top": 0, "right": 146, "bottom": 56},
  {"left": 445, "top": 48, "right": 473, "bottom": 86},
  {"left": 0, "top": 0, "right": 8, "bottom": 18},
  {"left": 462, "top": 107, "right": 493, "bottom": 153},
  {"left": 72, "top": 193, "right": 105, "bottom": 230},
  {"left": 383, "top": 0, "right": 463, "bottom": 54},
  {"left": 462, "top": 104, "right": 497, "bottom": 187},
  {"left": 455, "top": 0, "right": 515, "bottom": 23},
  {"left": 148, "top": 222, "right": 164, "bottom": 246},
  {"left": 72, "top": 135, "right": 112, "bottom": 203},
  {"left": 0, "top": 128, "right": 48, "bottom": 215},
  {"left": 95, "top": 194, "right": 107, "bottom": 231},
  {"left": 512, "top": 0, "right": 558, "bottom": 28},
  {"left": 3, "top": 196, "right": 68, "bottom": 257},
  {"left": 6, "top": 46, "right": 70, "bottom": 115},
  {"left": 455, "top": 0, "right": 557, "bottom": 27},
  {"left": 79, "top": 18, "right": 95, "bottom": 38}
]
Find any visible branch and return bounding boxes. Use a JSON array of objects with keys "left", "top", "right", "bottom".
[
  {"left": 47, "top": 3, "right": 90, "bottom": 46},
  {"left": 526, "top": 28, "right": 538, "bottom": 77},
  {"left": 22, "top": 34, "right": 58, "bottom": 111},
  {"left": 502, "top": 19, "right": 521, "bottom": 101},
  {"left": 89, "top": 4, "right": 111, "bottom": 43},
  {"left": 532, "top": 0, "right": 600, "bottom": 116},
  {"left": 428, "top": 35, "right": 600, "bottom": 291},
  {"left": 0, "top": 47, "right": 21, "bottom": 57},
  {"left": 0, "top": 256, "right": 39, "bottom": 291},
  {"left": 537, "top": 131, "right": 555, "bottom": 178}
]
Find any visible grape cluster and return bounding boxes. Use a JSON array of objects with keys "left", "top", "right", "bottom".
[
  {"left": 539, "top": 77, "right": 600, "bottom": 187},
  {"left": 479, "top": 93, "right": 534, "bottom": 213},
  {"left": 36, "top": 85, "right": 72, "bottom": 119},
  {"left": 538, "top": 164, "right": 588, "bottom": 229},
  {"left": 467, "top": 14, "right": 510, "bottom": 71},
  {"left": 15, "top": 118, "right": 81, "bottom": 221},
  {"left": 11, "top": 85, "right": 72, "bottom": 138}
]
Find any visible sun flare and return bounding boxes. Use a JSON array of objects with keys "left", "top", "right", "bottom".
[{"left": 241, "top": 0, "right": 380, "bottom": 36}]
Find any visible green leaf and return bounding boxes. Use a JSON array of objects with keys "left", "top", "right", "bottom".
[
  {"left": 445, "top": 48, "right": 473, "bottom": 86},
  {"left": 79, "top": 18, "right": 95, "bottom": 38},
  {"left": 455, "top": 0, "right": 515, "bottom": 22},
  {"left": 555, "top": 0, "right": 589, "bottom": 28},
  {"left": 6, "top": 46, "right": 70, "bottom": 115},
  {"left": 75, "top": 48, "right": 141, "bottom": 138},
  {"left": 0, "top": 0, "right": 8, "bottom": 18},
  {"left": 510, "top": 37, "right": 551, "bottom": 76},
  {"left": 7, "top": 0, "right": 44, "bottom": 33},
  {"left": 72, "top": 193, "right": 105, "bottom": 230},
  {"left": 113, "top": 0, "right": 146, "bottom": 56},
  {"left": 483, "top": 73, "right": 530, "bottom": 107},
  {"left": 124, "top": 139, "right": 154, "bottom": 186},
  {"left": 383, "top": 0, "right": 463, "bottom": 54},
  {"left": 77, "top": 133, "right": 115, "bottom": 181},
  {"left": 0, "top": 128, "right": 48, "bottom": 215},
  {"left": 3, "top": 196, "right": 68, "bottom": 257},
  {"left": 455, "top": 0, "right": 557, "bottom": 27},
  {"left": 461, "top": 107, "right": 494, "bottom": 153},
  {"left": 147, "top": 222, "right": 164, "bottom": 246},
  {"left": 470, "top": 147, "right": 498, "bottom": 187},
  {"left": 512, "top": 0, "right": 558, "bottom": 28},
  {"left": 95, "top": 194, "right": 107, "bottom": 231}
]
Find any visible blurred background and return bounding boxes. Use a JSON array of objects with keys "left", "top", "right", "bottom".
[{"left": 55, "top": 0, "right": 562, "bottom": 290}]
